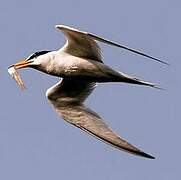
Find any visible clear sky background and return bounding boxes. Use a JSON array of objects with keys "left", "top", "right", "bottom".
[{"left": 0, "top": 0, "right": 180, "bottom": 179}]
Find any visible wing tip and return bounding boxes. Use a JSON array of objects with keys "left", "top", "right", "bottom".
[
  {"left": 137, "top": 151, "right": 155, "bottom": 159},
  {"left": 152, "top": 85, "right": 166, "bottom": 90}
]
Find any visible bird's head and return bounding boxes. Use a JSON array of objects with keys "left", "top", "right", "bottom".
[
  {"left": 8, "top": 50, "right": 53, "bottom": 89},
  {"left": 11, "top": 50, "right": 52, "bottom": 70}
]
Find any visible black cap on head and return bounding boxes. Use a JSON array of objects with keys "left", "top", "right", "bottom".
[{"left": 27, "top": 51, "right": 51, "bottom": 60}]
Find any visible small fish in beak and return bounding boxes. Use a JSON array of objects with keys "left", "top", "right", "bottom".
[
  {"left": 8, "top": 59, "right": 33, "bottom": 89},
  {"left": 8, "top": 65, "right": 26, "bottom": 90}
]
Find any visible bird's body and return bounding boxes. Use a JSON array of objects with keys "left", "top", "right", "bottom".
[
  {"left": 8, "top": 25, "right": 167, "bottom": 159},
  {"left": 31, "top": 50, "right": 158, "bottom": 87}
]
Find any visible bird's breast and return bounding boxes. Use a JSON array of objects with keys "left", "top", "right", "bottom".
[{"left": 47, "top": 54, "right": 96, "bottom": 78}]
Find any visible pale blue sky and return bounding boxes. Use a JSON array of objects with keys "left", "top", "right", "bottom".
[{"left": 1, "top": 0, "right": 180, "bottom": 179}]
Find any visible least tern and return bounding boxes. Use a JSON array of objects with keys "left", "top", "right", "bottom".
[{"left": 8, "top": 25, "right": 168, "bottom": 159}]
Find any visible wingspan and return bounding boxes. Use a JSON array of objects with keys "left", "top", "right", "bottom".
[
  {"left": 56, "top": 25, "right": 168, "bottom": 65},
  {"left": 46, "top": 79, "right": 155, "bottom": 159}
]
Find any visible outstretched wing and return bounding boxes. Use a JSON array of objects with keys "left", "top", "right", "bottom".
[
  {"left": 56, "top": 25, "right": 102, "bottom": 62},
  {"left": 46, "top": 79, "right": 155, "bottom": 159},
  {"left": 56, "top": 25, "right": 168, "bottom": 65}
]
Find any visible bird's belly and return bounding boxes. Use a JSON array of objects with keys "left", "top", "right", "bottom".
[
  {"left": 60, "top": 58, "right": 102, "bottom": 79},
  {"left": 51, "top": 55, "right": 121, "bottom": 82}
]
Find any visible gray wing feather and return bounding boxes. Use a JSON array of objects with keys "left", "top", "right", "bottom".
[
  {"left": 56, "top": 25, "right": 102, "bottom": 62},
  {"left": 46, "top": 79, "right": 155, "bottom": 159},
  {"left": 61, "top": 105, "right": 154, "bottom": 159},
  {"left": 56, "top": 25, "right": 168, "bottom": 65},
  {"left": 88, "top": 33, "right": 169, "bottom": 65}
]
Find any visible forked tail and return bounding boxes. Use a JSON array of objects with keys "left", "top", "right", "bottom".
[{"left": 116, "top": 71, "right": 162, "bottom": 89}]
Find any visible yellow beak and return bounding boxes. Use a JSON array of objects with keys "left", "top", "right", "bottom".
[{"left": 14, "top": 59, "right": 32, "bottom": 69}]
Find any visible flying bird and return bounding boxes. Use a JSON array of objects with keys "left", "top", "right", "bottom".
[{"left": 8, "top": 25, "right": 167, "bottom": 159}]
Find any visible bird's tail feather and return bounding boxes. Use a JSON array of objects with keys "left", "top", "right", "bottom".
[{"left": 117, "top": 71, "right": 161, "bottom": 89}]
